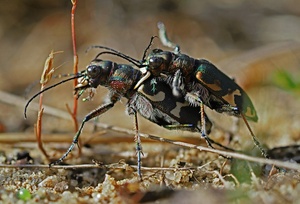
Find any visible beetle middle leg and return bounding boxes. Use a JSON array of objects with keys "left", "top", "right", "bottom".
[
  {"left": 128, "top": 107, "right": 144, "bottom": 180},
  {"left": 170, "top": 70, "right": 211, "bottom": 141},
  {"left": 164, "top": 124, "right": 235, "bottom": 152}
]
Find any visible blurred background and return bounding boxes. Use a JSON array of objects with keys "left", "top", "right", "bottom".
[{"left": 0, "top": 0, "right": 300, "bottom": 149}]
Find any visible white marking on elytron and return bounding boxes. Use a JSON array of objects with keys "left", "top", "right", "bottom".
[
  {"left": 170, "top": 102, "right": 187, "bottom": 118},
  {"left": 138, "top": 84, "right": 190, "bottom": 118}
]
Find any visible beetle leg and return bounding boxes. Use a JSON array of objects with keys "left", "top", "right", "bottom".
[
  {"left": 204, "top": 135, "right": 236, "bottom": 152},
  {"left": 164, "top": 124, "right": 196, "bottom": 131},
  {"left": 164, "top": 124, "right": 235, "bottom": 152},
  {"left": 131, "top": 108, "right": 143, "bottom": 181},
  {"left": 172, "top": 69, "right": 186, "bottom": 98},
  {"left": 184, "top": 93, "right": 236, "bottom": 152},
  {"left": 179, "top": 91, "right": 210, "bottom": 142},
  {"left": 240, "top": 114, "right": 269, "bottom": 158},
  {"left": 200, "top": 102, "right": 209, "bottom": 140},
  {"left": 49, "top": 102, "right": 115, "bottom": 166}
]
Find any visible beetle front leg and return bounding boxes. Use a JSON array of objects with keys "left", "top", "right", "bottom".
[{"left": 49, "top": 102, "right": 115, "bottom": 166}]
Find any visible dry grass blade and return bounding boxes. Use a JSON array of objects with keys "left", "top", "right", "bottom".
[
  {"left": 35, "top": 50, "right": 64, "bottom": 161},
  {"left": 70, "top": 0, "right": 79, "bottom": 132}
]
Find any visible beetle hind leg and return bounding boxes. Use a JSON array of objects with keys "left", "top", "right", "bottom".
[{"left": 240, "top": 113, "right": 269, "bottom": 158}]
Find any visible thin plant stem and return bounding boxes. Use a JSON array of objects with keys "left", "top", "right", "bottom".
[{"left": 70, "top": 0, "right": 79, "bottom": 132}]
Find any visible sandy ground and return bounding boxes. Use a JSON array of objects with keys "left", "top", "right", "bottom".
[{"left": 0, "top": 0, "right": 300, "bottom": 203}]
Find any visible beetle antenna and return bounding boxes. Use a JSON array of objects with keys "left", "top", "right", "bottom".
[
  {"left": 24, "top": 74, "right": 82, "bottom": 119},
  {"left": 87, "top": 45, "right": 141, "bottom": 64},
  {"left": 141, "top": 36, "right": 157, "bottom": 63},
  {"left": 94, "top": 51, "right": 144, "bottom": 68},
  {"left": 24, "top": 73, "right": 79, "bottom": 99}
]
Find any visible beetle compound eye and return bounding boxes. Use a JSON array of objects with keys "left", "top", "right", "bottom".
[
  {"left": 152, "top": 48, "right": 163, "bottom": 54},
  {"left": 87, "top": 65, "right": 101, "bottom": 78},
  {"left": 149, "top": 57, "right": 163, "bottom": 69}
]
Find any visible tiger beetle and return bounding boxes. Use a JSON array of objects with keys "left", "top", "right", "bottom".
[
  {"left": 90, "top": 22, "right": 268, "bottom": 159},
  {"left": 24, "top": 56, "right": 233, "bottom": 180}
]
